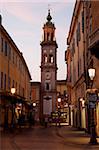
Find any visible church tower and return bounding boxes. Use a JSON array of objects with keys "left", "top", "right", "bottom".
[{"left": 40, "top": 9, "right": 58, "bottom": 120}]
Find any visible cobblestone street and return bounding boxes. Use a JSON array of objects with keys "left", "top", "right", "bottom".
[{"left": 0, "top": 125, "right": 99, "bottom": 150}]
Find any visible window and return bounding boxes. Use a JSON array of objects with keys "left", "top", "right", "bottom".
[
  {"left": 51, "top": 33, "right": 53, "bottom": 41},
  {"left": 44, "top": 54, "right": 47, "bottom": 63},
  {"left": 5, "top": 41, "right": 7, "bottom": 56},
  {"left": 49, "top": 54, "right": 54, "bottom": 63},
  {"left": 12, "top": 80, "right": 14, "bottom": 87},
  {"left": 8, "top": 76, "right": 11, "bottom": 90},
  {"left": 45, "top": 82, "right": 51, "bottom": 91},
  {"left": 16, "top": 56, "right": 17, "bottom": 66},
  {"left": 78, "top": 22, "right": 81, "bottom": 41},
  {"left": 16, "top": 82, "right": 17, "bottom": 93},
  {"left": 76, "top": 29, "right": 78, "bottom": 46},
  {"left": 46, "top": 83, "right": 49, "bottom": 90},
  {"left": 13, "top": 52, "right": 14, "bottom": 64},
  {"left": 82, "top": 11, "right": 84, "bottom": 33},
  {"left": 76, "top": 22, "right": 80, "bottom": 46},
  {"left": 4, "top": 74, "right": 6, "bottom": 90},
  {"left": 89, "top": 16, "right": 92, "bottom": 33},
  {"left": 1, "top": 38, "right": 3, "bottom": 52},
  {"left": 1, "top": 72, "right": 3, "bottom": 89},
  {"left": 47, "top": 32, "right": 50, "bottom": 41},
  {"left": 71, "top": 38, "right": 75, "bottom": 56},
  {"left": 19, "top": 59, "right": 20, "bottom": 69},
  {"left": 9, "top": 46, "right": 11, "bottom": 59}
]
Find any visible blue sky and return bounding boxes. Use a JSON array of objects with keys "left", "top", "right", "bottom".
[{"left": 1, "top": 0, "right": 75, "bottom": 81}]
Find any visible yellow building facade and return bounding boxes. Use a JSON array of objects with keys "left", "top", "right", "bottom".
[{"left": 0, "top": 16, "right": 31, "bottom": 128}]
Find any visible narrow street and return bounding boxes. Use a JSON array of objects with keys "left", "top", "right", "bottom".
[{"left": 1, "top": 125, "right": 99, "bottom": 150}]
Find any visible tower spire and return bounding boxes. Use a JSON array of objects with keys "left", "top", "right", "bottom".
[{"left": 47, "top": 8, "right": 52, "bottom": 22}]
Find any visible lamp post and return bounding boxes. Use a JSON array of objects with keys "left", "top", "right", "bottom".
[
  {"left": 33, "top": 102, "right": 36, "bottom": 125},
  {"left": 11, "top": 87, "right": 16, "bottom": 128},
  {"left": 88, "top": 68, "right": 98, "bottom": 145},
  {"left": 57, "top": 98, "right": 61, "bottom": 127}
]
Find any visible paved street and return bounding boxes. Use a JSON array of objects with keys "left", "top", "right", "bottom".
[{"left": 0, "top": 125, "right": 99, "bottom": 150}]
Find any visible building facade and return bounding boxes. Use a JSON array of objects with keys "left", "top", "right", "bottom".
[
  {"left": 0, "top": 15, "right": 31, "bottom": 128},
  {"left": 31, "top": 82, "right": 41, "bottom": 123},
  {"left": 66, "top": 0, "right": 86, "bottom": 129},
  {"left": 40, "top": 10, "right": 58, "bottom": 120},
  {"left": 56, "top": 80, "right": 69, "bottom": 124},
  {"left": 85, "top": 0, "right": 99, "bottom": 136},
  {"left": 66, "top": 0, "right": 99, "bottom": 135}
]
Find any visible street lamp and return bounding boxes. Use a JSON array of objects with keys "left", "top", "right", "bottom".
[
  {"left": 33, "top": 102, "right": 36, "bottom": 107},
  {"left": 58, "top": 98, "right": 61, "bottom": 103},
  {"left": 57, "top": 98, "right": 61, "bottom": 127},
  {"left": 88, "top": 68, "right": 95, "bottom": 80},
  {"left": 88, "top": 68, "right": 98, "bottom": 145},
  {"left": 33, "top": 102, "right": 36, "bottom": 125},
  {"left": 11, "top": 87, "right": 16, "bottom": 128}
]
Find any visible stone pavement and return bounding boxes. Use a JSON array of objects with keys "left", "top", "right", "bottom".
[
  {"left": 57, "top": 125, "right": 99, "bottom": 149},
  {"left": 0, "top": 125, "right": 99, "bottom": 150}
]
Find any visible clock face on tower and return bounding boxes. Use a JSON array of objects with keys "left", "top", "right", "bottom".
[{"left": 45, "top": 72, "right": 51, "bottom": 79}]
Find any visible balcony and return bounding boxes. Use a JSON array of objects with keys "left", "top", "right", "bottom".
[{"left": 89, "top": 28, "right": 99, "bottom": 59}]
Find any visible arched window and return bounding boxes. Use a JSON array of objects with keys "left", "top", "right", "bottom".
[
  {"left": 45, "top": 82, "right": 51, "bottom": 91},
  {"left": 44, "top": 54, "right": 47, "bottom": 63},
  {"left": 46, "top": 83, "right": 49, "bottom": 90},
  {"left": 51, "top": 33, "right": 53, "bottom": 41},
  {"left": 49, "top": 54, "right": 54, "bottom": 63},
  {"left": 47, "top": 32, "right": 50, "bottom": 41}
]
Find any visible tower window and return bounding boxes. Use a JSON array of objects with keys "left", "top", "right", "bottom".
[
  {"left": 44, "top": 54, "right": 47, "bottom": 63},
  {"left": 47, "top": 32, "right": 50, "bottom": 41},
  {"left": 51, "top": 33, "right": 53, "bottom": 41},
  {"left": 45, "top": 82, "right": 51, "bottom": 91},
  {"left": 46, "top": 83, "right": 49, "bottom": 90},
  {"left": 49, "top": 54, "right": 54, "bottom": 63}
]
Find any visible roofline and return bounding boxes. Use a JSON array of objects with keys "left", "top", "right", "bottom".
[
  {"left": 57, "top": 80, "right": 66, "bottom": 83},
  {"left": 67, "top": 0, "right": 81, "bottom": 45}
]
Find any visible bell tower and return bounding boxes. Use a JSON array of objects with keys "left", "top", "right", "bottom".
[{"left": 40, "top": 9, "right": 58, "bottom": 120}]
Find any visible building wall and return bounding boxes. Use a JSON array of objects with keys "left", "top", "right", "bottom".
[
  {"left": 0, "top": 17, "right": 31, "bottom": 127},
  {"left": 66, "top": 0, "right": 99, "bottom": 135},
  {"left": 67, "top": 1, "right": 86, "bottom": 128},
  {"left": 0, "top": 26, "right": 31, "bottom": 100},
  {"left": 31, "top": 82, "right": 41, "bottom": 122}
]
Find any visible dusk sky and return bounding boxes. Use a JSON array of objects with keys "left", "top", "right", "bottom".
[{"left": 1, "top": 0, "right": 75, "bottom": 81}]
